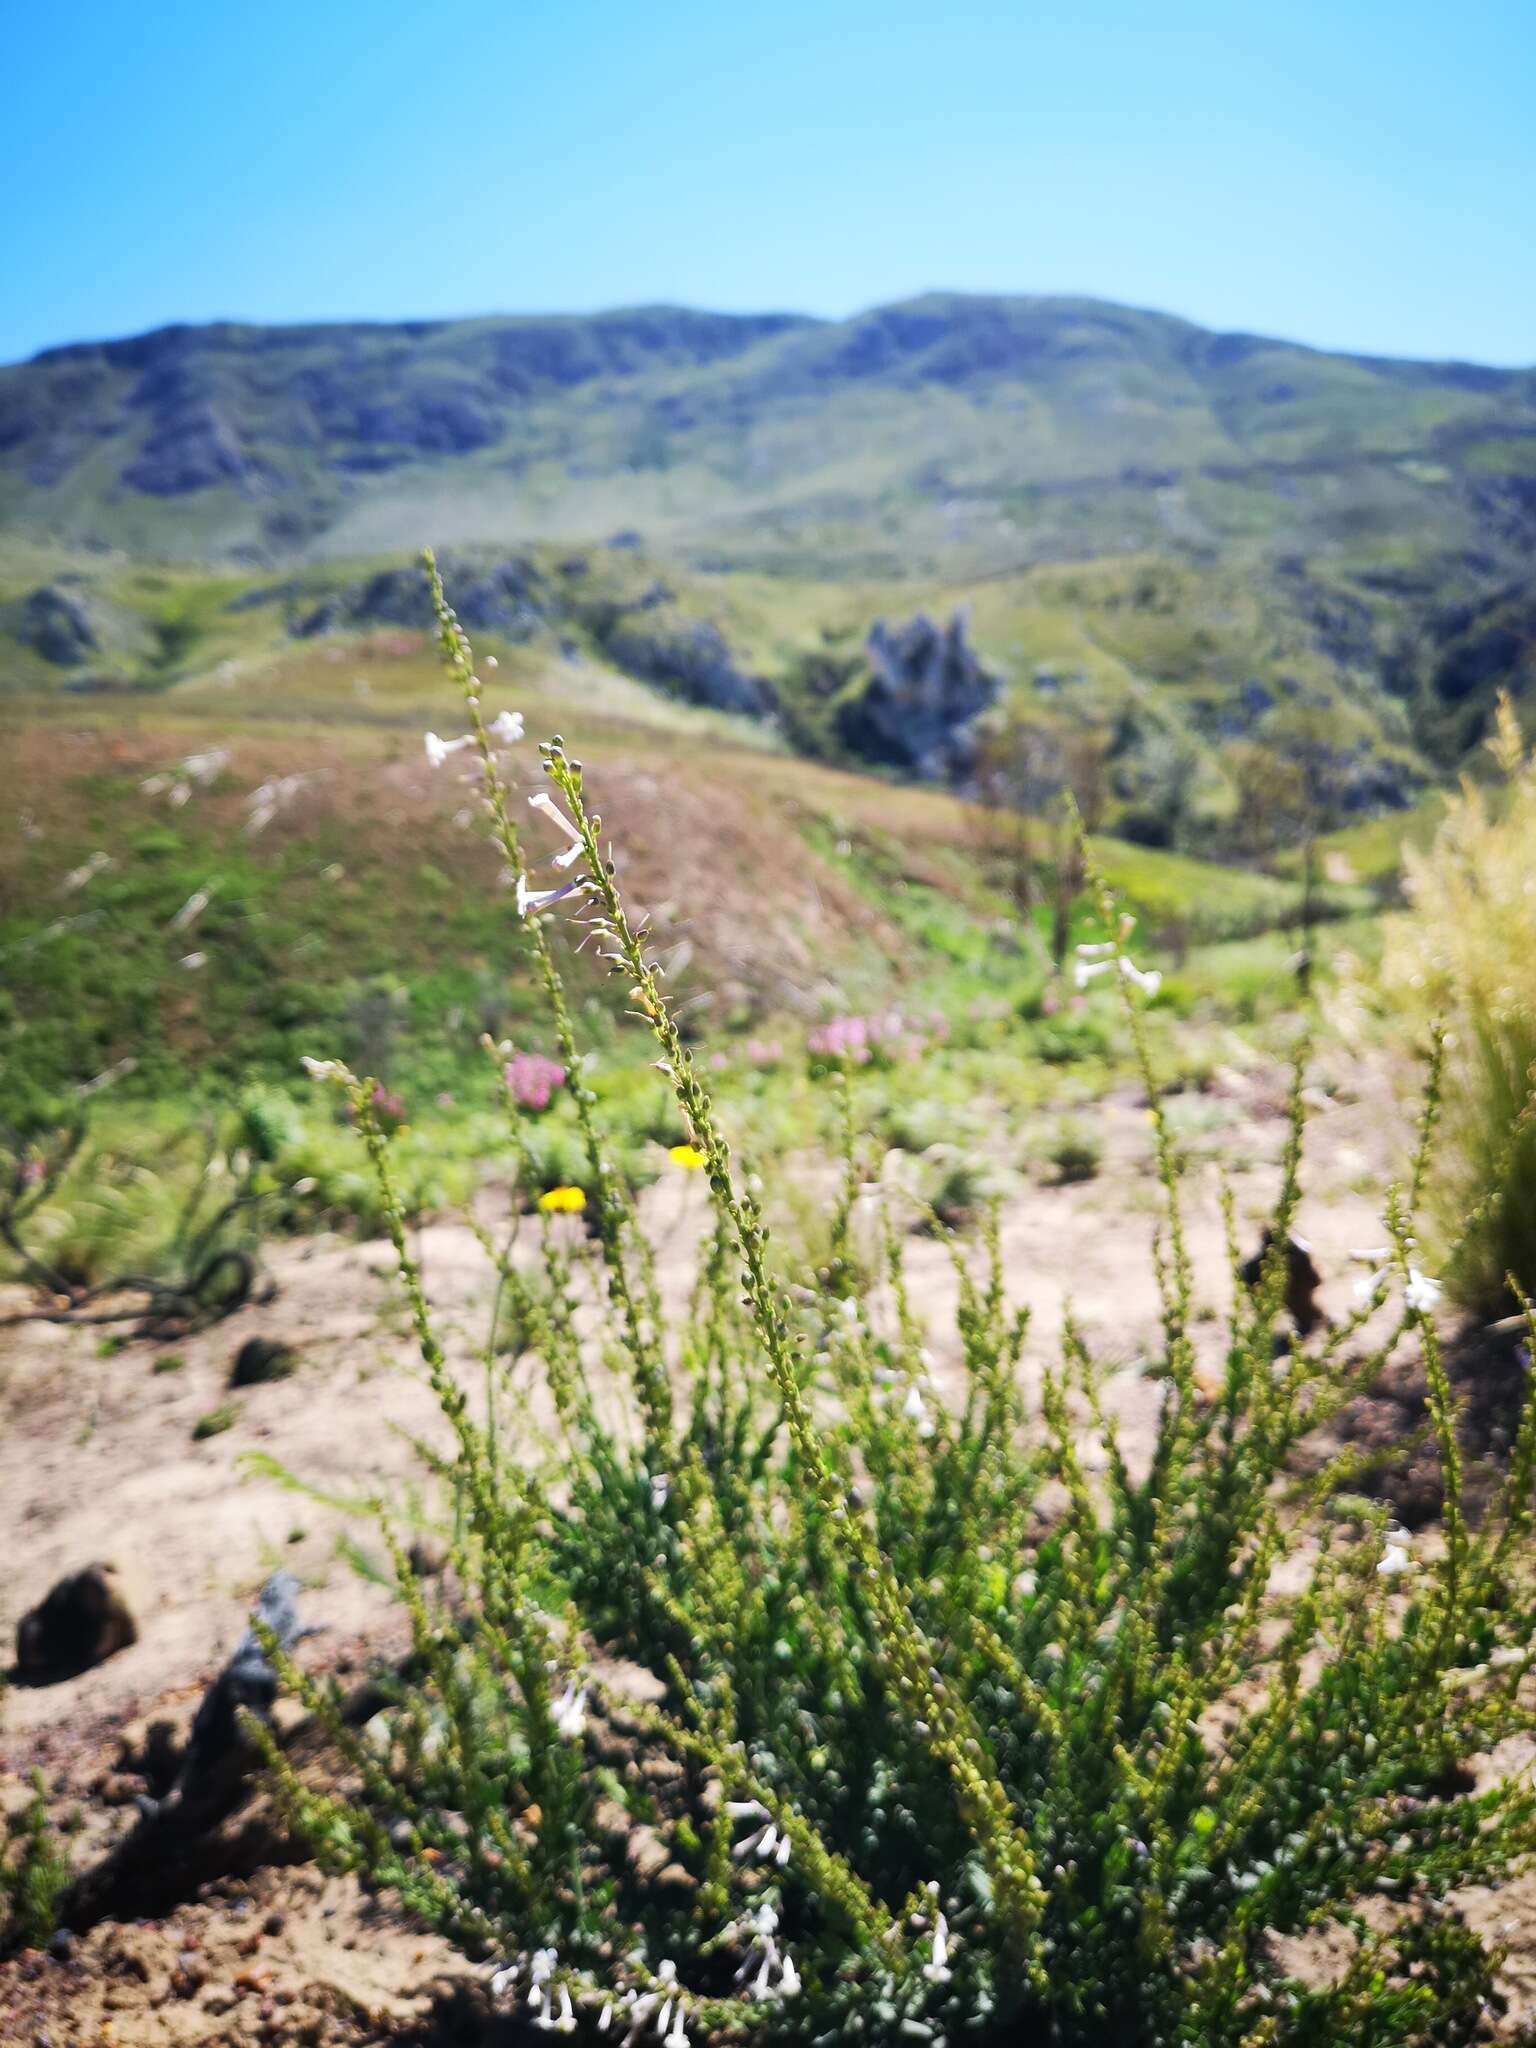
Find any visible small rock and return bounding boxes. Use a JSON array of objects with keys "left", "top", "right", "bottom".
[
  {"left": 15, "top": 1562, "right": 139, "bottom": 1681},
  {"left": 406, "top": 1536, "right": 449, "bottom": 1578},
  {"left": 1239, "top": 1229, "right": 1324, "bottom": 1338},
  {"left": 230, "top": 1338, "right": 299, "bottom": 1388},
  {"left": 16, "top": 585, "right": 99, "bottom": 666}
]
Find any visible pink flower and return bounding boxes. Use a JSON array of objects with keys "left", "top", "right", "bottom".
[
  {"left": 504, "top": 1051, "right": 568, "bottom": 1112},
  {"left": 807, "top": 1016, "right": 872, "bottom": 1063},
  {"left": 807, "top": 1012, "right": 926, "bottom": 1066}
]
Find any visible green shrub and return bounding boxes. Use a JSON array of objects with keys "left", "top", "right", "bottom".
[
  {"left": 256, "top": 558, "right": 1536, "bottom": 2048},
  {"left": 1381, "top": 693, "right": 1536, "bottom": 1316},
  {"left": 0, "top": 1775, "right": 70, "bottom": 1952},
  {"left": 1044, "top": 1118, "right": 1101, "bottom": 1183},
  {"left": 193, "top": 1403, "right": 239, "bottom": 1441}
]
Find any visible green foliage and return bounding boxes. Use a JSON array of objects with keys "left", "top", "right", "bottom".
[
  {"left": 1382, "top": 695, "right": 1536, "bottom": 1315},
  {"left": 193, "top": 1402, "right": 239, "bottom": 1440},
  {"left": 1044, "top": 1117, "right": 1101, "bottom": 1183},
  {"left": 254, "top": 575, "right": 1536, "bottom": 2047},
  {"left": 0, "top": 1774, "right": 70, "bottom": 1953}
]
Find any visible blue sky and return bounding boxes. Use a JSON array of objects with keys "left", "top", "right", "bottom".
[{"left": 5, "top": 0, "right": 1532, "bottom": 366}]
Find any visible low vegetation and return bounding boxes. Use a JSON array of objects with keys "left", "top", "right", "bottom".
[
  {"left": 1381, "top": 693, "right": 1536, "bottom": 1317},
  {"left": 235, "top": 562, "right": 1536, "bottom": 2047}
]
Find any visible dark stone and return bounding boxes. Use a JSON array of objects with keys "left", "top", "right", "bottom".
[
  {"left": 294, "top": 555, "right": 543, "bottom": 640},
  {"left": 836, "top": 607, "right": 999, "bottom": 780},
  {"left": 16, "top": 586, "right": 99, "bottom": 665},
  {"left": 229, "top": 1337, "right": 298, "bottom": 1388},
  {"left": 452, "top": 556, "right": 545, "bottom": 637},
  {"left": 605, "top": 617, "right": 775, "bottom": 717},
  {"left": 1239, "top": 1229, "right": 1324, "bottom": 1339},
  {"left": 14, "top": 1563, "right": 138, "bottom": 1682}
]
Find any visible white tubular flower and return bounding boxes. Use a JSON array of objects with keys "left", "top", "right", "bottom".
[
  {"left": 179, "top": 951, "right": 207, "bottom": 970},
  {"left": 516, "top": 874, "right": 584, "bottom": 918},
  {"left": 489, "top": 1962, "right": 519, "bottom": 1997},
  {"left": 554, "top": 1983, "right": 576, "bottom": 2034},
  {"left": 1121, "top": 960, "right": 1162, "bottom": 997},
  {"left": 1352, "top": 1264, "right": 1389, "bottom": 1306},
  {"left": 486, "top": 709, "right": 524, "bottom": 745},
  {"left": 922, "top": 1907, "right": 953, "bottom": 1985},
  {"left": 169, "top": 888, "right": 210, "bottom": 932},
  {"left": 1351, "top": 1252, "right": 1443, "bottom": 1316},
  {"left": 1405, "top": 1266, "right": 1443, "bottom": 1314},
  {"left": 650, "top": 1472, "right": 671, "bottom": 1511},
  {"left": 553, "top": 1682, "right": 588, "bottom": 1740},
  {"left": 597, "top": 2004, "right": 613, "bottom": 2033},
  {"left": 530, "top": 789, "right": 583, "bottom": 837},
  {"left": 300, "top": 1056, "right": 347, "bottom": 1081},
  {"left": 778, "top": 1954, "right": 801, "bottom": 1997},
  {"left": 1075, "top": 947, "right": 1160, "bottom": 997},
  {"left": 1378, "top": 1542, "right": 1415, "bottom": 1577},
  {"left": 424, "top": 730, "right": 475, "bottom": 767},
  {"left": 182, "top": 747, "right": 229, "bottom": 785},
  {"left": 730, "top": 1812, "right": 786, "bottom": 1864}
]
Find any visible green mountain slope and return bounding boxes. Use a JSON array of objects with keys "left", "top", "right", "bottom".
[
  {"left": 3, "top": 293, "right": 1533, "bottom": 576},
  {"left": 2, "top": 293, "right": 1533, "bottom": 824}
]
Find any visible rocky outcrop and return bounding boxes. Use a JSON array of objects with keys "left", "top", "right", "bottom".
[
  {"left": 121, "top": 404, "right": 256, "bottom": 496},
  {"left": 837, "top": 608, "right": 999, "bottom": 779},
  {"left": 16, "top": 584, "right": 99, "bottom": 664},
  {"left": 294, "top": 555, "right": 545, "bottom": 640},
  {"left": 350, "top": 380, "right": 502, "bottom": 455},
  {"left": 604, "top": 617, "right": 776, "bottom": 717}
]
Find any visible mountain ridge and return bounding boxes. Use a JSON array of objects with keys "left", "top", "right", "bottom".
[
  {"left": 3, "top": 291, "right": 1533, "bottom": 574},
  {"left": 13, "top": 291, "right": 1531, "bottom": 381}
]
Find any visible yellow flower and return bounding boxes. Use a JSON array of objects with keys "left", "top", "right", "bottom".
[
  {"left": 538, "top": 1184, "right": 587, "bottom": 1213},
  {"left": 667, "top": 1144, "right": 707, "bottom": 1170}
]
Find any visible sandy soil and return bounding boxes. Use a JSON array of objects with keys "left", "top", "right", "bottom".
[{"left": 4, "top": 1055, "right": 1509, "bottom": 2044}]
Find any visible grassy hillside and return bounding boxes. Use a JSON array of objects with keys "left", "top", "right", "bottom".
[
  {"left": 0, "top": 596, "right": 1356, "bottom": 1112},
  {"left": 2, "top": 294, "right": 1533, "bottom": 577},
  {"left": 2, "top": 292, "right": 1532, "bottom": 802}
]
